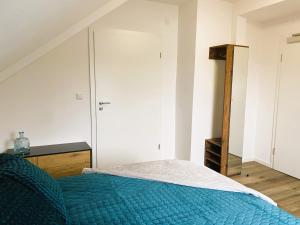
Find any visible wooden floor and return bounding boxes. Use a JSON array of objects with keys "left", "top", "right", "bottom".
[
  {"left": 228, "top": 154, "right": 242, "bottom": 176},
  {"left": 231, "top": 162, "right": 300, "bottom": 217}
]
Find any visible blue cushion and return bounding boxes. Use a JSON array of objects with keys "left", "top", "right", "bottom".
[{"left": 0, "top": 154, "right": 69, "bottom": 225}]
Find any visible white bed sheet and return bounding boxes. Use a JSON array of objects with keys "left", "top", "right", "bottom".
[{"left": 83, "top": 159, "right": 276, "bottom": 206}]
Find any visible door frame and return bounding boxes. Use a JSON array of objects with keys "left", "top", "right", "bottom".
[
  {"left": 88, "top": 24, "right": 177, "bottom": 168},
  {"left": 88, "top": 25, "right": 168, "bottom": 168},
  {"left": 270, "top": 40, "right": 283, "bottom": 168},
  {"left": 88, "top": 26, "right": 98, "bottom": 168}
]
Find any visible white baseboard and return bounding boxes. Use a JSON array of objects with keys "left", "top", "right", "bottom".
[
  {"left": 242, "top": 157, "right": 254, "bottom": 163},
  {"left": 242, "top": 157, "right": 272, "bottom": 168},
  {"left": 253, "top": 158, "right": 272, "bottom": 168}
]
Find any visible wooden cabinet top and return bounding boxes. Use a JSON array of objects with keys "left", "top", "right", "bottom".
[{"left": 7, "top": 142, "right": 91, "bottom": 158}]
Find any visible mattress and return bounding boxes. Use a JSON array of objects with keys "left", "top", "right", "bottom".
[{"left": 59, "top": 162, "right": 300, "bottom": 225}]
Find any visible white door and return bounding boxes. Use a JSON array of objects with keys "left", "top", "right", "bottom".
[
  {"left": 274, "top": 42, "right": 300, "bottom": 179},
  {"left": 94, "top": 28, "right": 162, "bottom": 168}
]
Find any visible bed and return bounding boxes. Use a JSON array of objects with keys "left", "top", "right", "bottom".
[{"left": 0, "top": 154, "right": 299, "bottom": 225}]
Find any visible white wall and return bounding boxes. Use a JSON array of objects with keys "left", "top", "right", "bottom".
[
  {"left": 0, "top": 30, "right": 91, "bottom": 152},
  {"left": 3, "top": 0, "right": 294, "bottom": 167},
  {"left": 187, "top": 0, "right": 299, "bottom": 166},
  {"left": 190, "top": 0, "right": 234, "bottom": 164},
  {"left": 219, "top": 2, "right": 300, "bottom": 165},
  {"left": 231, "top": 19, "right": 284, "bottom": 165},
  {"left": 244, "top": 18, "right": 300, "bottom": 165},
  {"left": 0, "top": 0, "right": 178, "bottom": 161},
  {"left": 215, "top": 0, "right": 299, "bottom": 165},
  {"left": 244, "top": 22, "right": 278, "bottom": 164},
  {"left": 231, "top": 16, "right": 248, "bottom": 44},
  {"left": 175, "top": 0, "right": 197, "bottom": 160}
]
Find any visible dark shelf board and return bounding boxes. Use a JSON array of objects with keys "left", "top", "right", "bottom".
[
  {"left": 206, "top": 157, "right": 221, "bottom": 166},
  {"left": 6, "top": 142, "right": 91, "bottom": 158},
  {"left": 206, "top": 138, "right": 222, "bottom": 148},
  {"left": 206, "top": 148, "right": 221, "bottom": 157}
]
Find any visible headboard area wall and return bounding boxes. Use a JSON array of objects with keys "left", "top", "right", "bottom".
[{"left": 0, "top": 30, "right": 91, "bottom": 153}]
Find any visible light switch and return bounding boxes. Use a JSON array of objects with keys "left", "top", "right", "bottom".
[{"left": 76, "top": 93, "right": 83, "bottom": 100}]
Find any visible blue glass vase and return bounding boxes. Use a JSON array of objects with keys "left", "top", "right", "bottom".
[{"left": 14, "top": 132, "right": 30, "bottom": 155}]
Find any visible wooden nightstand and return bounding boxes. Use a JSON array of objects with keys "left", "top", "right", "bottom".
[{"left": 7, "top": 142, "right": 92, "bottom": 178}]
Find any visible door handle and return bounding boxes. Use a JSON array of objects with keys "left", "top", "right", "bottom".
[{"left": 99, "top": 102, "right": 111, "bottom": 106}]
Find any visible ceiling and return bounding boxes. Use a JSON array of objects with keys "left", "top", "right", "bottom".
[
  {"left": 0, "top": 0, "right": 110, "bottom": 71},
  {"left": 244, "top": 0, "right": 300, "bottom": 24},
  {"left": 1, "top": 0, "right": 298, "bottom": 73},
  {"left": 223, "top": 0, "right": 238, "bottom": 3},
  {"left": 147, "top": 0, "right": 189, "bottom": 5},
  {"left": 149, "top": 0, "right": 237, "bottom": 5}
]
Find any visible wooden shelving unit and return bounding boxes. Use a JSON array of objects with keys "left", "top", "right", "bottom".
[
  {"left": 205, "top": 138, "right": 222, "bottom": 173},
  {"left": 205, "top": 44, "right": 249, "bottom": 176}
]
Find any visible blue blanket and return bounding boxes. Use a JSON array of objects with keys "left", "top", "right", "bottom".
[
  {"left": 59, "top": 173, "right": 300, "bottom": 225},
  {"left": 0, "top": 154, "right": 69, "bottom": 225}
]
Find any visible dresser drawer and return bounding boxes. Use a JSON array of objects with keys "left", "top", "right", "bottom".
[
  {"left": 37, "top": 151, "right": 91, "bottom": 178},
  {"left": 26, "top": 157, "right": 38, "bottom": 166}
]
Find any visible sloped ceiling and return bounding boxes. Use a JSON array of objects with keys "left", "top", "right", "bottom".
[
  {"left": 147, "top": 0, "right": 189, "bottom": 5},
  {"left": 0, "top": 0, "right": 110, "bottom": 71},
  {"left": 244, "top": 0, "right": 300, "bottom": 24},
  {"left": 2, "top": 0, "right": 294, "bottom": 78},
  {"left": 223, "top": 0, "right": 238, "bottom": 3},
  {"left": 149, "top": 0, "right": 237, "bottom": 5},
  {"left": 0, "top": 0, "right": 237, "bottom": 75}
]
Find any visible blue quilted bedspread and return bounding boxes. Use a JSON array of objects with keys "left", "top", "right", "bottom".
[{"left": 59, "top": 173, "right": 300, "bottom": 225}]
